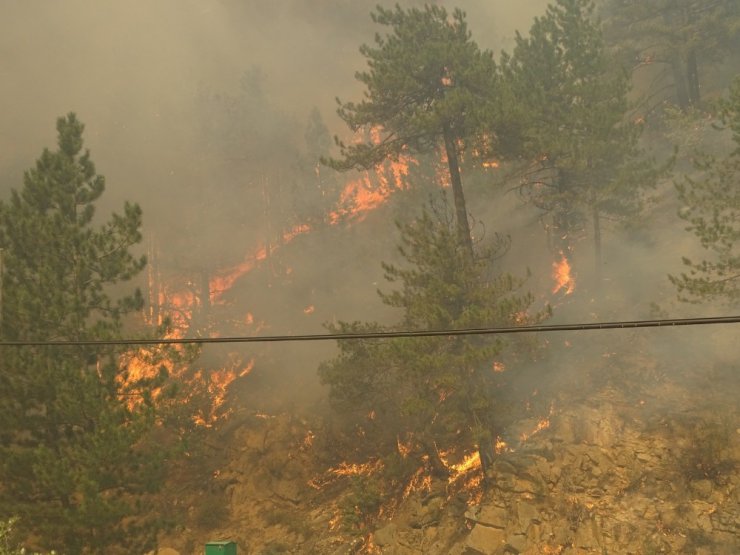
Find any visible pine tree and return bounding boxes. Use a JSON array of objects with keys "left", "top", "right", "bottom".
[
  {"left": 601, "top": 0, "right": 740, "bottom": 109},
  {"left": 319, "top": 200, "right": 548, "bottom": 480},
  {"left": 323, "top": 4, "right": 499, "bottom": 254},
  {"left": 670, "top": 77, "right": 740, "bottom": 303},
  {"left": 0, "top": 114, "right": 171, "bottom": 554},
  {"left": 502, "top": 0, "right": 663, "bottom": 284}
]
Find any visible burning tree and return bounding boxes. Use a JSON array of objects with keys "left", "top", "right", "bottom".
[
  {"left": 323, "top": 4, "right": 499, "bottom": 255},
  {"left": 319, "top": 201, "right": 548, "bottom": 483},
  {"left": 502, "top": 0, "right": 666, "bottom": 285},
  {"left": 670, "top": 77, "right": 740, "bottom": 303},
  {"left": 0, "top": 114, "right": 177, "bottom": 554}
]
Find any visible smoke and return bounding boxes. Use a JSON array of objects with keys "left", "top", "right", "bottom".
[{"left": 1, "top": 0, "right": 736, "bottom": 415}]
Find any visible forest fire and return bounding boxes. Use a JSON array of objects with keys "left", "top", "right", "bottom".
[
  {"left": 209, "top": 222, "right": 312, "bottom": 303},
  {"left": 519, "top": 417, "right": 551, "bottom": 443},
  {"left": 191, "top": 358, "right": 254, "bottom": 427},
  {"left": 552, "top": 250, "right": 575, "bottom": 295},
  {"left": 445, "top": 451, "right": 481, "bottom": 482},
  {"left": 328, "top": 157, "right": 414, "bottom": 223}
]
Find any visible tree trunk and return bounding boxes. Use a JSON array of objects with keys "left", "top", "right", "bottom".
[
  {"left": 421, "top": 437, "right": 450, "bottom": 478},
  {"left": 478, "top": 440, "right": 495, "bottom": 484},
  {"left": 199, "top": 269, "right": 211, "bottom": 322},
  {"left": 592, "top": 203, "right": 603, "bottom": 290},
  {"left": 686, "top": 48, "right": 700, "bottom": 106},
  {"left": 442, "top": 125, "right": 474, "bottom": 257},
  {"left": 670, "top": 56, "right": 690, "bottom": 109}
]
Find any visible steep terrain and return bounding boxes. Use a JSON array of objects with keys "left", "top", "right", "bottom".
[{"left": 152, "top": 325, "right": 738, "bottom": 554}]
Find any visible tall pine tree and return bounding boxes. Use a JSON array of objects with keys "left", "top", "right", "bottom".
[
  {"left": 670, "top": 77, "right": 740, "bottom": 303},
  {"left": 601, "top": 0, "right": 740, "bottom": 109},
  {"left": 502, "top": 0, "right": 663, "bottom": 284},
  {"left": 319, "top": 200, "right": 548, "bottom": 480},
  {"left": 323, "top": 4, "right": 499, "bottom": 254},
  {"left": 0, "top": 114, "right": 171, "bottom": 554}
]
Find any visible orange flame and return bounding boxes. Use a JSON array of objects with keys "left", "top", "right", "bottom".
[
  {"left": 519, "top": 418, "right": 551, "bottom": 443},
  {"left": 552, "top": 251, "right": 575, "bottom": 295},
  {"left": 447, "top": 451, "right": 481, "bottom": 481}
]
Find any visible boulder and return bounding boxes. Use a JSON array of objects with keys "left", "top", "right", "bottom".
[{"left": 464, "top": 524, "right": 507, "bottom": 555}]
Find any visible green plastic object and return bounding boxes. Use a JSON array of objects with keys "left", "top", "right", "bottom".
[{"left": 205, "top": 541, "right": 237, "bottom": 555}]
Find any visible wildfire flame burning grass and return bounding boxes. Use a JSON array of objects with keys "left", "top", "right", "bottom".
[
  {"left": 442, "top": 450, "right": 481, "bottom": 482},
  {"left": 519, "top": 417, "right": 551, "bottom": 443},
  {"left": 552, "top": 250, "right": 575, "bottom": 295},
  {"left": 328, "top": 157, "right": 414, "bottom": 224},
  {"left": 122, "top": 340, "right": 255, "bottom": 427}
]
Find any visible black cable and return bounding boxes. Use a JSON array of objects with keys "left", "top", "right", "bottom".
[{"left": 0, "top": 315, "right": 738, "bottom": 347}]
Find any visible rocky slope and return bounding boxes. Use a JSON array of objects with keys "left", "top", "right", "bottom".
[{"left": 155, "top": 331, "right": 739, "bottom": 555}]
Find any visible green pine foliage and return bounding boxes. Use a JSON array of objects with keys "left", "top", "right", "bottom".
[
  {"left": 502, "top": 0, "right": 664, "bottom": 278},
  {"left": 670, "top": 77, "right": 740, "bottom": 303},
  {"left": 601, "top": 0, "right": 740, "bottom": 108},
  {"left": 323, "top": 4, "right": 498, "bottom": 253},
  {"left": 0, "top": 114, "right": 173, "bottom": 554},
  {"left": 319, "top": 200, "right": 549, "bottom": 479}
]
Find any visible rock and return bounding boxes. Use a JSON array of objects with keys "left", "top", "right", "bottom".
[
  {"left": 465, "top": 505, "right": 482, "bottom": 522},
  {"left": 635, "top": 451, "right": 652, "bottom": 463},
  {"left": 464, "top": 524, "right": 507, "bottom": 555},
  {"left": 515, "top": 501, "right": 541, "bottom": 530},
  {"left": 475, "top": 504, "right": 509, "bottom": 528},
  {"left": 374, "top": 522, "right": 398, "bottom": 547},
  {"left": 492, "top": 459, "right": 518, "bottom": 476},
  {"left": 412, "top": 496, "right": 443, "bottom": 527},
  {"left": 690, "top": 479, "right": 713, "bottom": 498},
  {"left": 151, "top": 549, "right": 180, "bottom": 555},
  {"left": 525, "top": 522, "right": 541, "bottom": 544},
  {"left": 573, "top": 518, "right": 602, "bottom": 550},
  {"left": 271, "top": 479, "right": 303, "bottom": 504},
  {"left": 505, "top": 533, "right": 528, "bottom": 553}
]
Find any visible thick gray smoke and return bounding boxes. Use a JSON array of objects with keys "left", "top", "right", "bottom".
[{"left": 1, "top": 0, "right": 735, "bottom": 414}]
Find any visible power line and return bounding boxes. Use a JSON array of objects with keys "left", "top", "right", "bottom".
[{"left": 0, "top": 315, "right": 739, "bottom": 347}]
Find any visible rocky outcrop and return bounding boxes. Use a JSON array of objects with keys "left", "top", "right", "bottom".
[
  {"left": 157, "top": 346, "right": 738, "bottom": 554},
  {"left": 453, "top": 390, "right": 739, "bottom": 554}
]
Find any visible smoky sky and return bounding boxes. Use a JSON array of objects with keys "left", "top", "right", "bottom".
[
  {"left": 0, "top": 0, "right": 548, "bottom": 193},
  {"left": 0, "top": 0, "right": 727, "bottom": 322},
  {"left": 1, "top": 0, "right": 737, "bottom": 417}
]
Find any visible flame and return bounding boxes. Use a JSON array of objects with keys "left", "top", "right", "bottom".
[
  {"left": 519, "top": 402, "right": 556, "bottom": 443},
  {"left": 136, "top": 126, "right": 436, "bottom": 429},
  {"left": 302, "top": 430, "right": 315, "bottom": 450},
  {"left": 397, "top": 436, "right": 412, "bottom": 458},
  {"left": 329, "top": 460, "right": 383, "bottom": 477},
  {"left": 519, "top": 418, "right": 551, "bottom": 443},
  {"left": 191, "top": 357, "right": 255, "bottom": 427},
  {"left": 329, "top": 126, "right": 417, "bottom": 224},
  {"left": 403, "top": 467, "right": 432, "bottom": 498},
  {"left": 552, "top": 251, "right": 575, "bottom": 295},
  {"left": 447, "top": 451, "right": 481, "bottom": 481},
  {"left": 492, "top": 361, "right": 506, "bottom": 373}
]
